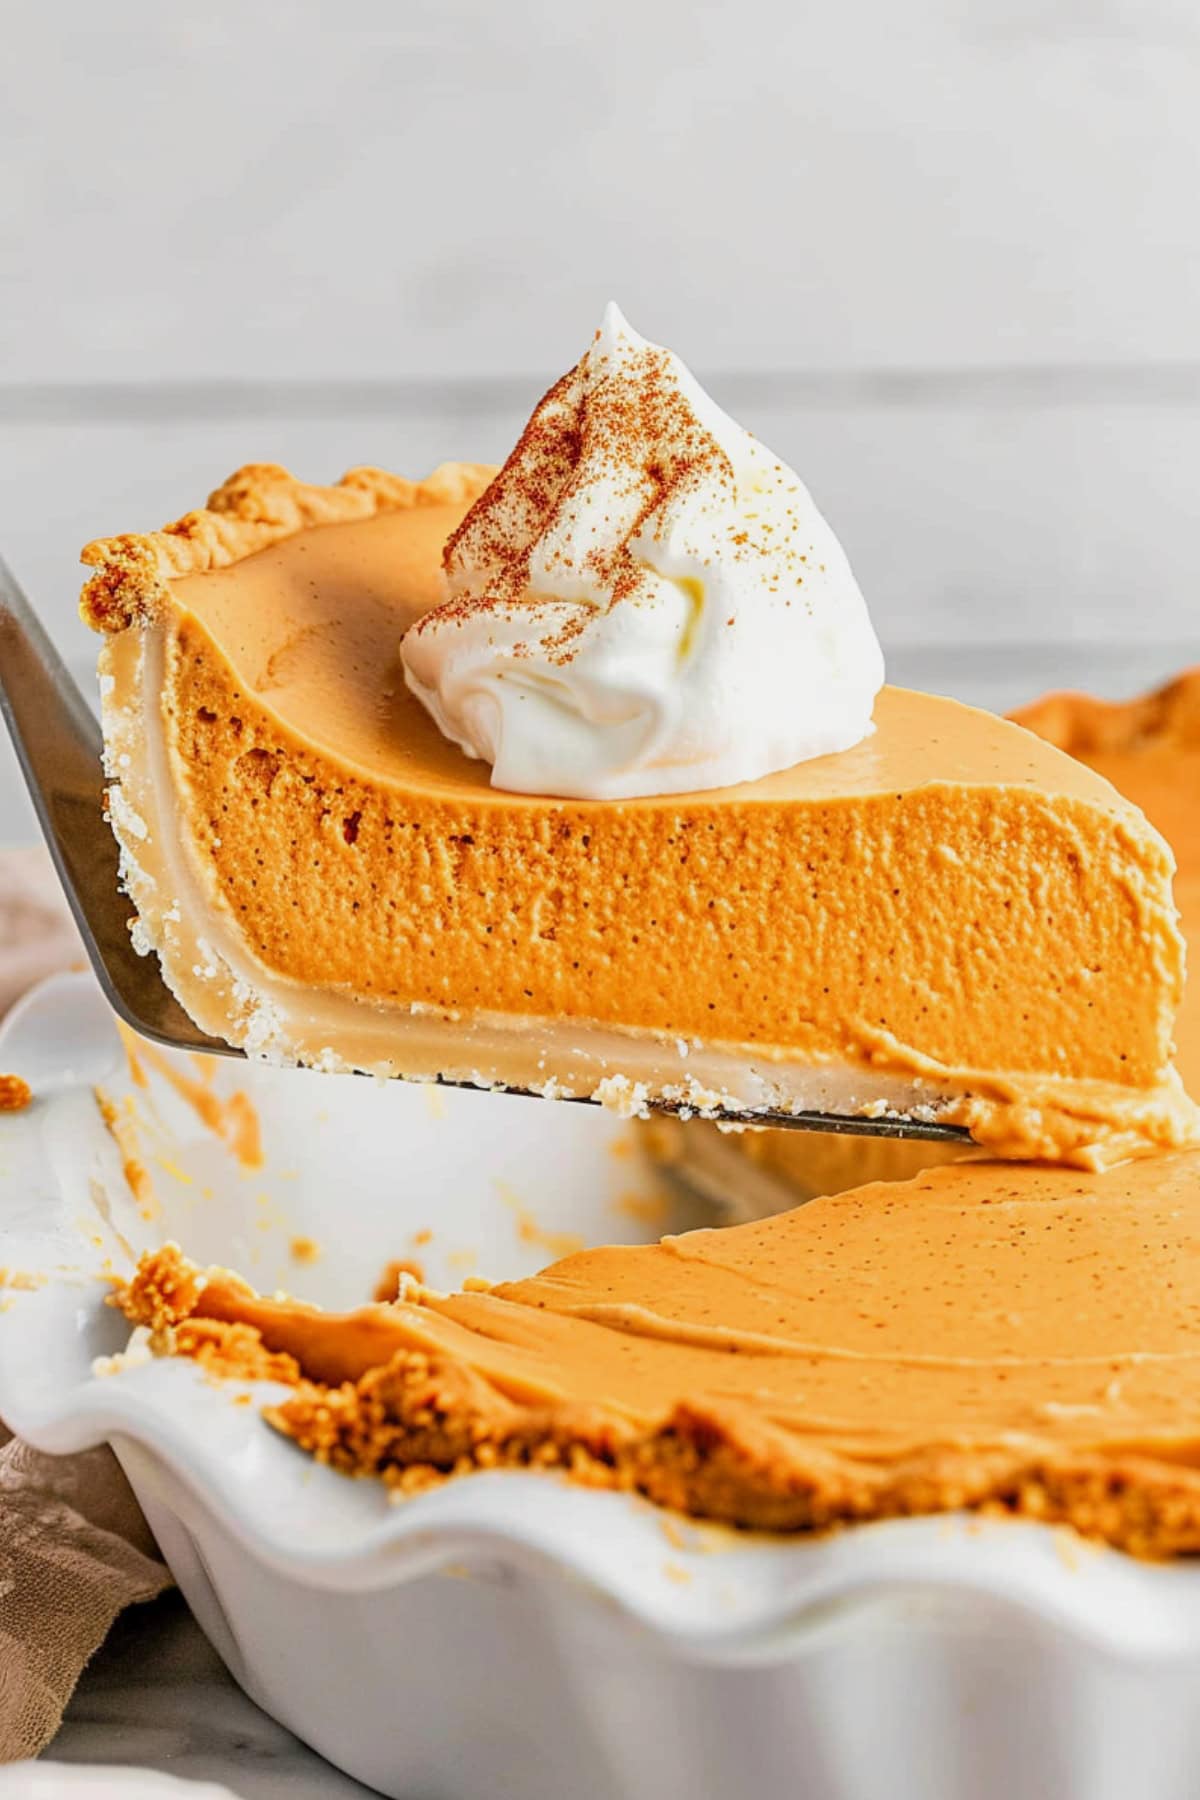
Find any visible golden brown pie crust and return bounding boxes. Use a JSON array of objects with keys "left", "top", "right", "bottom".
[
  {"left": 80, "top": 461, "right": 496, "bottom": 634},
  {"left": 1011, "top": 667, "right": 1200, "bottom": 757}
]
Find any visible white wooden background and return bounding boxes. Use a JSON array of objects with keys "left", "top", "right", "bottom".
[{"left": 3, "top": 0, "right": 1199, "bottom": 836}]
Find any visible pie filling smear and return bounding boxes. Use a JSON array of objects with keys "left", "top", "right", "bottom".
[{"left": 82, "top": 312, "right": 1200, "bottom": 1549}]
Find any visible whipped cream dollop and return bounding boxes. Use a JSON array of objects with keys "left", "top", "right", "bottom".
[{"left": 401, "top": 304, "right": 884, "bottom": 799}]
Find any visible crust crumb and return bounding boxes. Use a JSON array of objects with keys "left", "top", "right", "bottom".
[
  {"left": 0, "top": 1074, "right": 31, "bottom": 1112},
  {"left": 112, "top": 1241, "right": 213, "bottom": 1334},
  {"left": 176, "top": 1317, "right": 302, "bottom": 1385},
  {"left": 373, "top": 1258, "right": 425, "bottom": 1302}
]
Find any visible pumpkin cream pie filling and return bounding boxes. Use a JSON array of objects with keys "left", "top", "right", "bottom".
[
  {"left": 81, "top": 310, "right": 1196, "bottom": 1167},
  {"left": 654, "top": 668, "right": 1200, "bottom": 1211}
]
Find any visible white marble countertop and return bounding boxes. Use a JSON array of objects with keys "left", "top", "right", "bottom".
[{"left": 45, "top": 1594, "right": 375, "bottom": 1797}]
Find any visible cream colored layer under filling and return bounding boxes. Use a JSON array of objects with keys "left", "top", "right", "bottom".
[{"left": 101, "top": 625, "right": 1197, "bottom": 1166}]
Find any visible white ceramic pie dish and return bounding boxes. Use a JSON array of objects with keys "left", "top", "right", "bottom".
[{"left": 5, "top": 973, "right": 1200, "bottom": 1800}]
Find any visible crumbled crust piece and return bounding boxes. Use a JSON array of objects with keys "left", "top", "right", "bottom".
[
  {"left": 112, "top": 1241, "right": 213, "bottom": 1333},
  {"left": 114, "top": 1244, "right": 297, "bottom": 1379},
  {"left": 176, "top": 1317, "right": 302, "bottom": 1385},
  {"left": 0, "top": 1074, "right": 31, "bottom": 1112},
  {"left": 80, "top": 460, "right": 496, "bottom": 633},
  {"left": 270, "top": 1352, "right": 630, "bottom": 1490},
  {"left": 372, "top": 1258, "right": 426, "bottom": 1302}
]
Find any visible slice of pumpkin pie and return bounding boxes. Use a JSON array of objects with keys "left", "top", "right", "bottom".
[
  {"left": 81, "top": 310, "right": 1195, "bottom": 1167},
  {"left": 649, "top": 665, "right": 1200, "bottom": 1210}
]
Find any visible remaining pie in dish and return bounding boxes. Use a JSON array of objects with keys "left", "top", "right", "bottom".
[
  {"left": 82, "top": 463, "right": 1194, "bottom": 1166},
  {"left": 650, "top": 666, "right": 1200, "bottom": 1213},
  {"left": 118, "top": 1137, "right": 1200, "bottom": 1558}
]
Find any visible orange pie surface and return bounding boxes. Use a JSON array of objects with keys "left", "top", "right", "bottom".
[
  {"left": 82, "top": 464, "right": 1195, "bottom": 1166},
  {"left": 122, "top": 1141, "right": 1200, "bottom": 1556}
]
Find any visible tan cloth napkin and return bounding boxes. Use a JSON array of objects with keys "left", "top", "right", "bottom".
[
  {"left": 0, "top": 849, "right": 86, "bottom": 1020},
  {"left": 0, "top": 846, "right": 172, "bottom": 1763}
]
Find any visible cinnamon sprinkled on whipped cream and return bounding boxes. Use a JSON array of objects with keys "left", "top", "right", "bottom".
[
  {"left": 435, "top": 326, "right": 730, "bottom": 629},
  {"left": 401, "top": 304, "right": 884, "bottom": 800}
]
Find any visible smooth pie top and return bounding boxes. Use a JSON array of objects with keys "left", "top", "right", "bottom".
[
  {"left": 121, "top": 1143, "right": 1200, "bottom": 1551},
  {"left": 171, "top": 506, "right": 1143, "bottom": 819}
]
